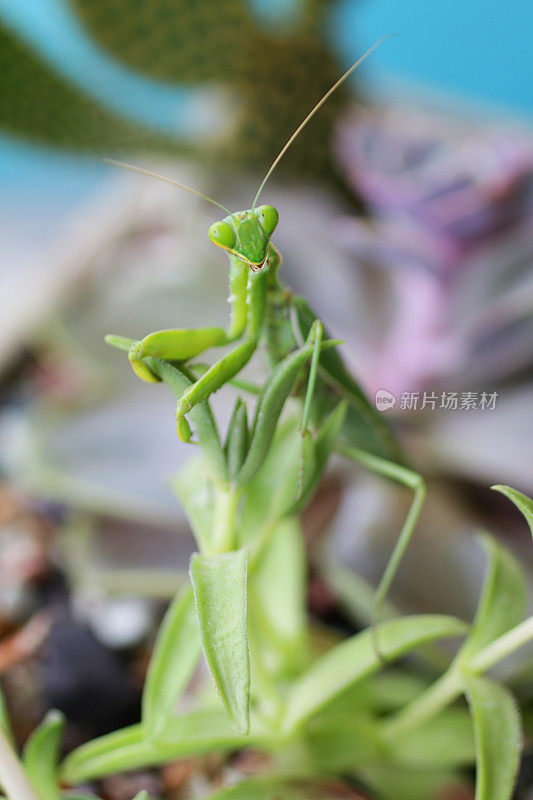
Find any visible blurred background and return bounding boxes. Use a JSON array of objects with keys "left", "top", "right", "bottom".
[{"left": 0, "top": 0, "right": 532, "bottom": 796}]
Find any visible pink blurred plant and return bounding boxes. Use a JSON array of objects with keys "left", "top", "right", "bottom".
[{"left": 333, "top": 105, "right": 533, "bottom": 397}]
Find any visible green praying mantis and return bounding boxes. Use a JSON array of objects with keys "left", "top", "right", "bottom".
[{"left": 106, "top": 37, "right": 425, "bottom": 645}]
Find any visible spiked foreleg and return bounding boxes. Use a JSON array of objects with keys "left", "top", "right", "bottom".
[
  {"left": 175, "top": 268, "right": 268, "bottom": 442},
  {"left": 176, "top": 337, "right": 259, "bottom": 441}
]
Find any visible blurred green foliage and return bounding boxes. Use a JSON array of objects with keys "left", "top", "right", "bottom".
[
  {"left": 0, "top": 25, "right": 175, "bottom": 152},
  {"left": 1, "top": 0, "right": 347, "bottom": 178}
]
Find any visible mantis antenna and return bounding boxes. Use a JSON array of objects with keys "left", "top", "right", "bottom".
[
  {"left": 251, "top": 35, "right": 392, "bottom": 210},
  {"left": 103, "top": 159, "right": 233, "bottom": 216}
]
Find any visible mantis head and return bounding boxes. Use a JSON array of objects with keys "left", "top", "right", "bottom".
[
  {"left": 208, "top": 206, "right": 279, "bottom": 270},
  {"left": 105, "top": 38, "right": 387, "bottom": 274}
]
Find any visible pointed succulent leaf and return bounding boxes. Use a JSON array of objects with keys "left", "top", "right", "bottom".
[
  {"left": 190, "top": 550, "right": 250, "bottom": 733},
  {"left": 170, "top": 457, "right": 215, "bottom": 551},
  {"left": 459, "top": 534, "right": 526, "bottom": 663},
  {"left": 205, "top": 776, "right": 357, "bottom": 799},
  {"left": 61, "top": 710, "right": 255, "bottom": 783},
  {"left": 0, "top": 685, "right": 14, "bottom": 747},
  {"left": 492, "top": 485, "right": 533, "bottom": 539},
  {"left": 288, "top": 400, "right": 347, "bottom": 515},
  {"left": 235, "top": 339, "right": 340, "bottom": 486},
  {"left": 224, "top": 398, "right": 249, "bottom": 479},
  {"left": 249, "top": 518, "right": 307, "bottom": 674},
  {"left": 282, "top": 615, "right": 467, "bottom": 732},
  {"left": 23, "top": 710, "right": 64, "bottom": 800},
  {"left": 292, "top": 295, "right": 403, "bottom": 462},
  {"left": 464, "top": 674, "right": 521, "bottom": 800},
  {"left": 142, "top": 585, "right": 201, "bottom": 738}
]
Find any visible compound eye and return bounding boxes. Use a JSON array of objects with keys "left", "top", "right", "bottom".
[
  {"left": 208, "top": 220, "right": 236, "bottom": 249},
  {"left": 255, "top": 204, "right": 278, "bottom": 235}
]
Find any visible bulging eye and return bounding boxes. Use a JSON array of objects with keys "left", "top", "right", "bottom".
[
  {"left": 208, "top": 220, "right": 236, "bottom": 249},
  {"left": 255, "top": 205, "right": 279, "bottom": 235}
]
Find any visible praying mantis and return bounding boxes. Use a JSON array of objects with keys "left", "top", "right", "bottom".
[{"left": 106, "top": 37, "right": 425, "bottom": 640}]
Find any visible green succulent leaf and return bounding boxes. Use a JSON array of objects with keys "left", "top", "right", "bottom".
[
  {"left": 292, "top": 295, "right": 403, "bottom": 462},
  {"left": 0, "top": 685, "right": 14, "bottom": 747},
  {"left": 362, "top": 764, "right": 462, "bottom": 800},
  {"left": 289, "top": 429, "right": 317, "bottom": 514},
  {"left": 464, "top": 674, "right": 521, "bottom": 800},
  {"left": 23, "top": 710, "right": 65, "bottom": 800},
  {"left": 459, "top": 534, "right": 526, "bottom": 663},
  {"left": 288, "top": 400, "right": 347, "bottom": 516},
  {"left": 238, "top": 402, "right": 346, "bottom": 544},
  {"left": 61, "top": 710, "right": 255, "bottom": 783},
  {"left": 224, "top": 398, "right": 250, "bottom": 480},
  {"left": 142, "top": 585, "right": 201, "bottom": 739},
  {"left": 304, "top": 712, "right": 384, "bottom": 773},
  {"left": 190, "top": 549, "right": 250, "bottom": 733},
  {"left": 392, "top": 708, "right": 476, "bottom": 768},
  {"left": 492, "top": 485, "right": 533, "bottom": 539},
  {"left": 170, "top": 456, "right": 215, "bottom": 552},
  {"left": 235, "top": 338, "right": 340, "bottom": 486},
  {"left": 205, "top": 776, "right": 355, "bottom": 799},
  {"left": 318, "top": 670, "right": 431, "bottom": 719},
  {"left": 239, "top": 415, "right": 310, "bottom": 541},
  {"left": 248, "top": 517, "right": 308, "bottom": 675},
  {"left": 365, "top": 672, "right": 431, "bottom": 711},
  {"left": 282, "top": 615, "right": 467, "bottom": 733},
  {"left": 324, "top": 564, "right": 457, "bottom": 673}
]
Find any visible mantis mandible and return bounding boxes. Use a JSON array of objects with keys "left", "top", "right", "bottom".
[{"left": 106, "top": 36, "right": 425, "bottom": 641}]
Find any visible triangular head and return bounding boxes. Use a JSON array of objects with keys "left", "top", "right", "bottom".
[{"left": 208, "top": 205, "right": 279, "bottom": 270}]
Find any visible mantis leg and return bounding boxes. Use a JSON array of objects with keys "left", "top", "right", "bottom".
[
  {"left": 176, "top": 269, "right": 269, "bottom": 442},
  {"left": 105, "top": 334, "right": 161, "bottom": 383},
  {"left": 189, "top": 363, "right": 262, "bottom": 395},
  {"left": 176, "top": 336, "right": 259, "bottom": 441},
  {"left": 107, "top": 255, "right": 250, "bottom": 384},
  {"left": 128, "top": 327, "right": 233, "bottom": 382},
  {"left": 336, "top": 443, "right": 426, "bottom": 657}
]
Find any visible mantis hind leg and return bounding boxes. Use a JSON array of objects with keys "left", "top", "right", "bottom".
[
  {"left": 176, "top": 336, "right": 259, "bottom": 442},
  {"left": 336, "top": 443, "right": 426, "bottom": 658}
]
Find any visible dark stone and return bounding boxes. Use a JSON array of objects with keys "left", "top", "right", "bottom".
[{"left": 40, "top": 610, "right": 140, "bottom": 738}]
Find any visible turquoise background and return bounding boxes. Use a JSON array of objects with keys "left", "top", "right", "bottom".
[{"left": 332, "top": 0, "right": 533, "bottom": 116}]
